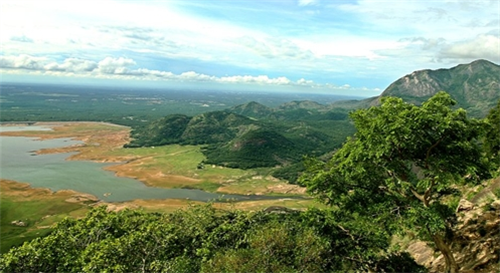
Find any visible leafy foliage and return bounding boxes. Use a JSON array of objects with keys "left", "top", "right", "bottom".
[
  {"left": 0, "top": 206, "right": 424, "bottom": 272},
  {"left": 301, "top": 92, "right": 492, "bottom": 272},
  {"left": 484, "top": 99, "right": 500, "bottom": 170}
]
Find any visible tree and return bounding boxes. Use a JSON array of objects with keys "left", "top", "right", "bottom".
[
  {"left": 484, "top": 99, "right": 500, "bottom": 170},
  {"left": 301, "top": 92, "right": 491, "bottom": 273}
]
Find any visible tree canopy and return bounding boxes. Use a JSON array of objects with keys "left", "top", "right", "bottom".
[
  {"left": 484, "top": 99, "right": 500, "bottom": 169},
  {"left": 0, "top": 205, "right": 425, "bottom": 272},
  {"left": 301, "top": 91, "right": 492, "bottom": 273}
]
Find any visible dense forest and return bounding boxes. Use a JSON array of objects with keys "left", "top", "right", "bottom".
[{"left": 2, "top": 93, "right": 499, "bottom": 272}]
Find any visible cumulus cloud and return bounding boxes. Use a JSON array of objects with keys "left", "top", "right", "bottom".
[
  {"left": 218, "top": 75, "right": 292, "bottom": 85},
  {"left": 44, "top": 58, "right": 98, "bottom": 72},
  {"left": 297, "top": 78, "right": 314, "bottom": 85},
  {"left": 439, "top": 34, "right": 500, "bottom": 61},
  {"left": 96, "top": 57, "right": 136, "bottom": 74},
  {"left": 131, "top": 68, "right": 175, "bottom": 78},
  {"left": 0, "top": 54, "right": 381, "bottom": 95},
  {"left": 0, "top": 54, "right": 48, "bottom": 70}
]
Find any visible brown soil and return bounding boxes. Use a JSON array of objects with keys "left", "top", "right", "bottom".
[{"left": 0, "top": 179, "right": 99, "bottom": 205}]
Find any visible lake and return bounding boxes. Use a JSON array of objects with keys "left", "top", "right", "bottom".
[{"left": 0, "top": 126, "right": 287, "bottom": 202}]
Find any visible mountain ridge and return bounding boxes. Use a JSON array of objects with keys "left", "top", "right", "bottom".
[{"left": 370, "top": 59, "right": 500, "bottom": 116}]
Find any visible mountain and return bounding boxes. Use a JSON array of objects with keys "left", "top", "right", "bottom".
[
  {"left": 376, "top": 59, "right": 500, "bottom": 117},
  {"left": 228, "top": 101, "right": 274, "bottom": 119},
  {"left": 179, "top": 111, "right": 254, "bottom": 144},
  {"left": 278, "top": 100, "right": 326, "bottom": 111},
  {"left": 126, "top": 111, "right": 257, "bottom": 147},
  {"left": 126, "top": 102, "right": 356, "bottom": 177},
  {"left": 202, "top": 129, "right": 298, "bottom": 169}
]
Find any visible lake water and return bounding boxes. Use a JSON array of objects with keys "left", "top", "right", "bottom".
[{"left": 0, "top": 126, "right": 287, "bottom": 202}]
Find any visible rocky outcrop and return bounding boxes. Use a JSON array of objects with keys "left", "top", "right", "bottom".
[
  {"left": 407, "top": 178, "right": 500, "bottom": 272},
  {"left": 10, "top": 220, "right": 27, "bottom": 227},
  {"left": 379, "top": 59, "right": 500, "bottom": 117}
]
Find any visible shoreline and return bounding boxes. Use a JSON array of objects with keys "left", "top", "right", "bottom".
[{"left": 0, "top": 121, "right": 311, "bottom": 210}]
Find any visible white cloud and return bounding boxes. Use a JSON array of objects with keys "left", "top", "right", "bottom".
[
  {"left": 0, "top": 54, "right": 48, "bottom": 70},
  {"left": 96, "top": 57, "right": 136, "bottom": 74},
  {"left": 0, "top": 54, "right": 382, "bottom": 95},
  {"left": 44, "top": 58, "right": 98, "bottom": 72},
  {"left": 10, "top": 35, "right": 34, "bottom": 43},
  {"left": 235, "top": 36, "right": 314, "bottom": 60},
  {"left": 297, "top": 78, "right": 314, "bottom": 85},
  {"left": 218, "top": 75, "right": 292, "bottom": 85},
  {"left": 439, "top": 34, "right": 500, "bottom": 62}
]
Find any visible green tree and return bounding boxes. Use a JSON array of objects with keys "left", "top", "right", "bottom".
[
  {"left": 484, "top": 99, "right": 500, "bottom": 170},
  {"left": 301, "top": 92, "right": 491, "bottom": 273}
]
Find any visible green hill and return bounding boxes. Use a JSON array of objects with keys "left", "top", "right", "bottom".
[
  {"left": 180, "top": 111, "right": 254, "bottom": 144},
  {"left": 202, "top": 129, "right": 298, "bottom": 169},
  {"left": 126, "top": 102, "right": 355, "bottom": 179},
  {"left": 228, "top": 101, "right": 274, "bottom": 119},
  {"left": 125, "top": 114, "right": 191, "bottom": 147}
]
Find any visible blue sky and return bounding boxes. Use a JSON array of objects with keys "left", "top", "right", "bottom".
[{"left": 0, "top": 0, "right": 498, "bottom": 97}]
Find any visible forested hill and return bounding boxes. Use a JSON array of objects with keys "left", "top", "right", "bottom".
[
  {"left": 332, "top": 59, "right": 500, "bottom": 117},
  {"left": 126, "top": 102, "right": 355, "bottom": 178}
]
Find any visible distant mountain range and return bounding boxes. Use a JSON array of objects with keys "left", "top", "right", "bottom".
[{"left": 333, "top": 59, "right": 500, "bottom": 117}]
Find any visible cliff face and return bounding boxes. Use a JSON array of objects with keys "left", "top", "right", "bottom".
[{"left": 373, "top": 60, "right": 500, "bottom": 117}]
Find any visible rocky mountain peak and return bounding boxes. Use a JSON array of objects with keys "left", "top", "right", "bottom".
[{"left": 376, "top": 59, "right": 500, "bottom": 117}]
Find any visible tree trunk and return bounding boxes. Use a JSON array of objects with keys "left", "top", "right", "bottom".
[{"left": 432, "top": 234, "right": 459, "bottom": 273}]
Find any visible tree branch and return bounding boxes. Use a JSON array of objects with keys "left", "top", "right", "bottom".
[
  {"left": 423, "top": 178, "right": 435, "bottom": 206},
  {"left": 410, "top": 188, "right": 426, "bottom": 205},
  {"left": 337, "top": 224, "right": 356, "bottom": 241},
  {"left": 425, "top": 135, "right": 446, "bottom": 169}
]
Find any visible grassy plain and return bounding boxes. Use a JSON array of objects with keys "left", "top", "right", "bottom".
[{"left": 0, "top": 180, "right": 91, "bottom": 253}]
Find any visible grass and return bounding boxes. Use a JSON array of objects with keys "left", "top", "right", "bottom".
[
  {"left": 0, "top": 180, "right": 90, "bottom": 253},
  {"left": 107, "top": 144, "right": 302, "bottom": 195}
]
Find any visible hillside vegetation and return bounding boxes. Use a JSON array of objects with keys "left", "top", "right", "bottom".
[
  {"left": 2, "top": 93, "right": 499, "bottom": 272},
  {"left": 126, "top": 103, "right": 355, "bottom": 182},
  {"left": 0, "top": 205, "right": 426, "bottom": 273}
]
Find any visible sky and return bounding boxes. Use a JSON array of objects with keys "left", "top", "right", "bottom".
[{"left": 0, "top": 0, "right": 498, "bottom": 97}]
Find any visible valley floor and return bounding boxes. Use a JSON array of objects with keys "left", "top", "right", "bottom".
[
  {"left": 0, "top": 121, "right": 314, "bottom": 210},
  {"left": 0, "top": 121, "right": 318, "bottom": 253}
]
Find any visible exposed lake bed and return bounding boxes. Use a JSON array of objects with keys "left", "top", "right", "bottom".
[{"left": 0, "top": 122, "right": 312, "bottom": 211}]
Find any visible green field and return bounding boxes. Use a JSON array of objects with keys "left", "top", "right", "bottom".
[{"left": 0, "top": 181, "right": 90, "bottom": 253}]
